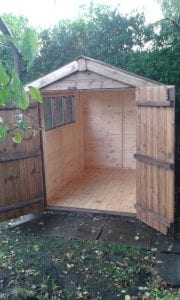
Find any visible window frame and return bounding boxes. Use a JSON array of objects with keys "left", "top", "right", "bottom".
[{"left": 43, "top": 94, "right": 76, "bottom": 131}]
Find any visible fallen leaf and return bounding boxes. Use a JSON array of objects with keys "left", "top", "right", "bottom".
[
  {"left": 38, "top": 222, "right": 44, "bottom": 225},
  {"left": 66, "top": 252, "right": 72, "bottom": 259},
  {"left": 33, "top": 245, "right": 39, "bottom": 252},
  {"left": 67, "top": 263, "right": 74, "bottom": 269},
  {"left": 151, "top": 247, "right": 157, "bottom": 252},
  {"left": 167, "top": 244, "right": 173, "bottom": 252}
]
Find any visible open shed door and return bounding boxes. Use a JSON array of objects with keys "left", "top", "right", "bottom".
[
  {"left": 135, "top": 86, "right": 175, "bottom": 235},
  {"left": 0, "top": 104, "right": 45, "bottom": 221}
]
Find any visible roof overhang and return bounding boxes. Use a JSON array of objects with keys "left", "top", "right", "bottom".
[{"left": 25, "top": 55, "right": 163, "bottom": 90}]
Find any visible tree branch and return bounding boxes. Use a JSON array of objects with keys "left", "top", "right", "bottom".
[
  {"left": 166, "top": 17, "right": 180, "bottom": 30},
  {"left": 154, "top": 17, "right": 180, "bottom": 31},
  {"left": 0, "top": 16, "right": 22, "bottom": 76}
]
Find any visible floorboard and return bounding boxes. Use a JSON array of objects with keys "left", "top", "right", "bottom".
[{"left": 48, "top": 168, "right": 136, "bottom": 214}]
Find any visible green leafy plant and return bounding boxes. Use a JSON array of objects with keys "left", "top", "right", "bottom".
[{"left": 0, "top": 16, "right": 42, "bottom": 143}]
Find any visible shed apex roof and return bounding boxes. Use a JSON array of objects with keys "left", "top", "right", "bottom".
[{"left": 26, "top": 55, "right": 163, "bottom": 89}]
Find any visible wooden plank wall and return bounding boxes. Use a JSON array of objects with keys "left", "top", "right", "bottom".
[
  {"left": 41, "top": 92, "right": 84, "bottom": 201},
  {"left": 42, "top": 71, "right": 131, "bottom": 91},
  {"left": 0, "top": 106, "right": 44, "bottom": 220},
  {"left": 136, "top": 86, "right": 174, "bottom": 235},
  {"left": 81, "top": 89, "right": 136, "bottom": 169}
]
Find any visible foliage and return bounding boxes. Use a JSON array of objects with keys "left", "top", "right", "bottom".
[
  {"left": 1, "top": 2, "right": 179, "bottom": 141},
  {"left": 0, "top": 14, "right": 31, "bottom": 72},
  {"left": 21, "top": 28, "right": 38, "bottom": 70},
  {"left": 0, "top": 15, "right": 42, "bottom": 143},
  {"left": 3, "top": 4, "right": 179, "bottom": 93},
  {"left": 27, "top": 4, "right": 154, "bottom": 81},
  {"left": 155, "top": 0, "right": 180, "bottom": 107},
  {"left": 157, "top": 0, "right": 180, "bottom": 23},
  {"left": 24, "top": 2, "right": 179, "bottom": 98}
]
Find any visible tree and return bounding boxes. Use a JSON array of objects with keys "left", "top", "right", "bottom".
[
  {"left": 158, "top": 0, "right": 180, "bottom": 29},
  {"left": 2, "top": 4, "right": 179, "bottom": 117},
  {"left": 22, "top": 2, "right": 178, "bottom": 94},
  {"left": 0, "top": 15, "right": 42, "bottom": 142},
  {"left": 27, "top": 4, "right": 153, "bottom": 81},
  {"left": 154, "top": 0, "right": 180, "bottom": 104},
  {"left": 0, "top": 14, "right": 36, "bottom": 80}
]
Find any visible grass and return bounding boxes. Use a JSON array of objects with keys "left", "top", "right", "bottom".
[{"left": 0, "top": 221, "right": 179, "bottom": 299}]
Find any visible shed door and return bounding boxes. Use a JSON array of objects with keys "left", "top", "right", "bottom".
[
  {"left": 135, "top": 86, "right": 175, "bottom": 235},
  {"left": 0, "top": 104, "right": 45, "bottom": 221}
]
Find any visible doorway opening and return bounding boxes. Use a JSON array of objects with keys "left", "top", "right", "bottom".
[{"left": 42, "top": 89, "right": 136, "bottom": 215}]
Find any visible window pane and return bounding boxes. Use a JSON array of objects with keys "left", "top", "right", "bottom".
[
  {"left": 55, "top": 97, "right": 64, "bottom": 126},
  {"left": 44, "top": 98, "right": 52, "bottom": 130},
  {"left": 71, "top": 96, "right": 75, "bottom": 122},
  {"left": 64, "top": 96, "right": 75, "bottom": 124}
]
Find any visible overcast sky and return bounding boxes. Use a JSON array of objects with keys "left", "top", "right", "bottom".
[{"left": 0, "top": 0, "right": 163, "bottom": 29}]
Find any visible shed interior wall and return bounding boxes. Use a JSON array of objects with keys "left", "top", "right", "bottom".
[
  {"left": 82, "top": 89, "right": 136, "bottom": 169},
  {"left": 42, "top": 88, "right": 136, "bottom": 213},
  {"left": 41, "top": 93, "right": 84, "bottom": 201}
]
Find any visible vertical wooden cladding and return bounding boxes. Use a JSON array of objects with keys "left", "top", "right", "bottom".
[
  {"left": 0, "top": 105, "right": 44, "bottom": 221},
  {"left": 41, "top": 92, "right": 84, "bottom": 201},
  {"left": 135, "top": 86, "right": 175, "bottom": 235},
  {"left": 82, "top": 89, "right": 136, "bottom": 169}
]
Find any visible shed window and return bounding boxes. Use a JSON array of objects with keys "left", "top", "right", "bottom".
[
  {"left": 64, "top": 96, "right": 75, "bottom": 124},
  {"left": 43, "top": 95, "right": 75, "bottom": 130},
  {"left": 56, "top": 97, "right": 64, "bottom": 126},
  {"left": 44, "top": 98, "right": 53, "bottom": 130}
]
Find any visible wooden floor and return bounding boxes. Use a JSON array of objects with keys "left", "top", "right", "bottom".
[{"left": 48, "top": 168, "right": 136, "bottom": 214}]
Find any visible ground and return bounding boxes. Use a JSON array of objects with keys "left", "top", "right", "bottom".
[{"left": 0, "top": 213, "right": 180, "bottom": 299}]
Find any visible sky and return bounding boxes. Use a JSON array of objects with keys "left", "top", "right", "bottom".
[{"left": 0, "top": 0, "right": 163, "bottom": 29}]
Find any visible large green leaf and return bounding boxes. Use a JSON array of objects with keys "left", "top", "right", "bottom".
[
  {"left": 0, "top": 123, "right": 9, "bottom": 140},
  {"left": 29, "top": 86, "right": 42, "bottom": 102},
  {"left": 12, "top": 132, "right": 22, "bottom": 143},
  {"left": 0, "top": 62, "right": 9, "bottom": 86},
  {"left": 18, "top": 91, "right": 29, "bottom": 110},
  {"left": 21, "top": 29, "right": 38, "bottom": 70},
  {"left": 9, "top": 68, "right": 21, "bottom": 105},
  {"left": 0, "top": 86, "right": 11, "bottom": 105},
  {"left": 0, "top": 34, "right": 19, "bottom": 49}
]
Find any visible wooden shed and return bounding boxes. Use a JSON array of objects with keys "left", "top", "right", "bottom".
[{"left": 0, "top": 56, "right": 176, "bottom": 236}]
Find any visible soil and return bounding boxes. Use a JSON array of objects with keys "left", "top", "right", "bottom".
[{"left": 0, "top": 213, "right": 179, "bottom": 299}]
